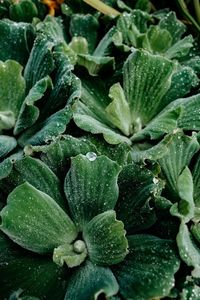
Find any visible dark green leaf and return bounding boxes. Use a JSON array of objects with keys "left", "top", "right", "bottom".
[
  {"left": 116, "top": 163, "right": 162, "bottom": 232},
  {"left": 64, "top": 261, "right": 118, "bottom": 300},
  {"left": 114, "top": 235, "right": 180, "bottom": 300},
  {"left": 0, "top": 19, "right": 35, "bottom": 65},
  {"left": 64, "top": 154, "right": 121, "bottom": 229}
]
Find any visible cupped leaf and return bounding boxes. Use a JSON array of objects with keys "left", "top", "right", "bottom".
[
  {"left": 0, "top": 182, "right": 77, "bottom": 254},
  {"left": 0, "top": 136, "right": 17, "bottom": 159},
  {"left": 177, "top": 222, "right": 200, "bottom": 278},
  {"left": 0, "top": 19, "right": 35, "bottom": 65},
  {"left": 123, "top": 48, "right": 176, "bottom": 125},
  {"left": 83, "top": 210, "right": 128, "bottom": 266},
  {"left": 25, "top": 135, "right": 97, "bottom": 178},
  {"left": 116, "top": 163, "right": 162, "bottom": 232},
  {"left": 0, "top": 60, "right": 25, "bottom": 123},
  {"left": 69, "top": 14, "right": 99, "bottom": 53},
  {"left": 0, "top": 232, "right": 67, "bottom": 300},
  {"left": 113, "top": 235, "right": 180, "bottom": 300},
  {"left": 170, "top": 167, "right": 195, "bottom": 223},
  {"left": 159, "top": 11, "right": 186, "bottom": 44},
  {"left": 9, "top": 0, "right": 38, "bottom": 22},
  {"left": 64, "top": 261, "right": 119, "bottom": 300},
  {"left": 0, "top": 156, "right": 66, "bottom": 209},
  {"left": 65, "top": 154, "right": 121, "bottom": 228},
  {"left": 18, "top": 107, "right": 72, "bottom": 146},
  {"left": 158, "top": 131, "right": 199, "bottom": 199},
  {"left": 24, "top": 34, "right": 54, "bottom": 91},
  {"left": 163, "top": 94, "right": 200, "bottom": 131},
  {"left": 14, "top": 76, "right": 53, "bottom": 135},
  {"left": 106, "top": 83, "right": 132, "bottom": 136}
]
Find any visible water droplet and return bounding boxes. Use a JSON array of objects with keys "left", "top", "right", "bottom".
[
  {"left": 153, "top": 177, "right": 159, "bottom": 184},
  {"left": 86, "top": 152, "right": 97, "bottom": 161}
]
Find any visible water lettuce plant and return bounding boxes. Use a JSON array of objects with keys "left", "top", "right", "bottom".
[{"left": 1, "top": 0, "right": 200, "bottom": 299}]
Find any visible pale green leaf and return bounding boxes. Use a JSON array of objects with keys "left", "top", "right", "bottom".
[{"left": 0, "top": 136, "right": 17, "bottom": 159}]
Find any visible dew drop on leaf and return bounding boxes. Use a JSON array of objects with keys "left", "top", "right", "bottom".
[{"left": 86, "top": 152, "right": 97, "bottom": 161}]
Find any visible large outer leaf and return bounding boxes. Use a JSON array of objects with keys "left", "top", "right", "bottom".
[
  {"left": 0, "top": 232, "right": 67, "bottom": 300},
  {"left": 116, "top": 163, "right": 162, "bottom": 232},
  {"left": 0, "top": 182, "right": 77, "bottom": 254},
  {"left": 0, "top": 60, "right": 25, "bottom": 121},
  {"left": 0, "top": 156, "right": 66, "bottom": 209},
  {"left": 83, "top": 211, "right": 128, "bottom": 266},
  {"left": 123, "top": 48, "right": 176, "bottom": 125},
  {"left": 158, "top": 132, "right": 199, "bottom": 199},
  {"left": 0, "top": 19, "right": 35, "bottom": 66},
  {"left": 64, "top": 261, "right": 118, "bottom": 300},
  {"left": 113, "top": 235, "right": 180, "bottom": 300},
  {"left": 64, "top": 154, "right": 121, "bottom": 229}
]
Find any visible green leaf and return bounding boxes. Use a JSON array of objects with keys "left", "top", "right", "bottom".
[
  {"left": 158, "top": 131, "right": 199, "bottom": 199},
  {"left": 0, "top": 156, "right": 66, "bottom": 209},
  {"left": 41, "top": 50, "right": 81, "bottom": 116},
  {"left": 192, "top": 154, "right": 200, "bottom": 207},
  {"left": 114, "top": 235, "right": 180, "bottom": 300},
  {"left": 0, "top": 136, "right": 17, "bottom": 159},
  {"left": 83, "top": 210, "right": 128, "bottom": 266},
  {"left": 0, "top": 19, "right": 35, "bottom": 66},
  {"left": 9, "top": 0, "right": 38, "bottom": 22},
  {"left": 162, "top": 66, "right": 199, "bottom": 106},
  {"left": 163, "top": 94, "right": 200, "bottom": 131},
  {"left": 131, "top": 106, "right": 181, "bottom": 142},
  {"left": 177, "top": 222, "right": 200, "bottom": 278},
  {"left": 14, "top": 76, "right": 53, "bottom": 135},
  {"left": 159, "top": 11, "right": 186, "bottom": 44},
  {"left": 170, "top": 167, "right": 195, "bottom": 223},
  {"left": 69, "top": 14, "right": 99, "bottom": 53},
  {"left": 64, "top": 261, "right": 119, "bottom": 300},
  {"left": 123, "top": 49, "right": 176, "bottom": 126},
  {"left": 0, "top": 60, "right": 25, "bottom": 123},
  {"left": 0, "top": 182, "right": 77, "bottom": 254},
  {"left": 181, "top": 284, "right": 200, "bottom": 300},
  {"left": 64, "top": 154, "right": 121, "bottom": 229},
  {"left": 106, "top": 83, "right": 132, "bottom": 136},
  {"left": 116, "top": 163, "right": 162, "bottom": 232},
  {"left": 0, "top": 233, "right": 67, "bottom": 300},
  {"left": 142, "top": 25, "right": 172, "bottom": 53},
  {"left": 18, "top": 107, "right": 72, "bottom": 146},
  {"left": 77, "top": 54, "right": 115, "bottom": 76},
  {"left": 25, "top": 135, "right": 97, "bottom": 178},
  {"left": 165, "top": 35, "right": 194, "bottom": 60},
  {"left": 24, "top": 34, "right": 54, "bottom": 90}
]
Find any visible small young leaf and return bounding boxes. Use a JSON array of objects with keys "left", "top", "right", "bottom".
[{"left": 83, "top": 210, "right": 128, "bottom": 265}]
